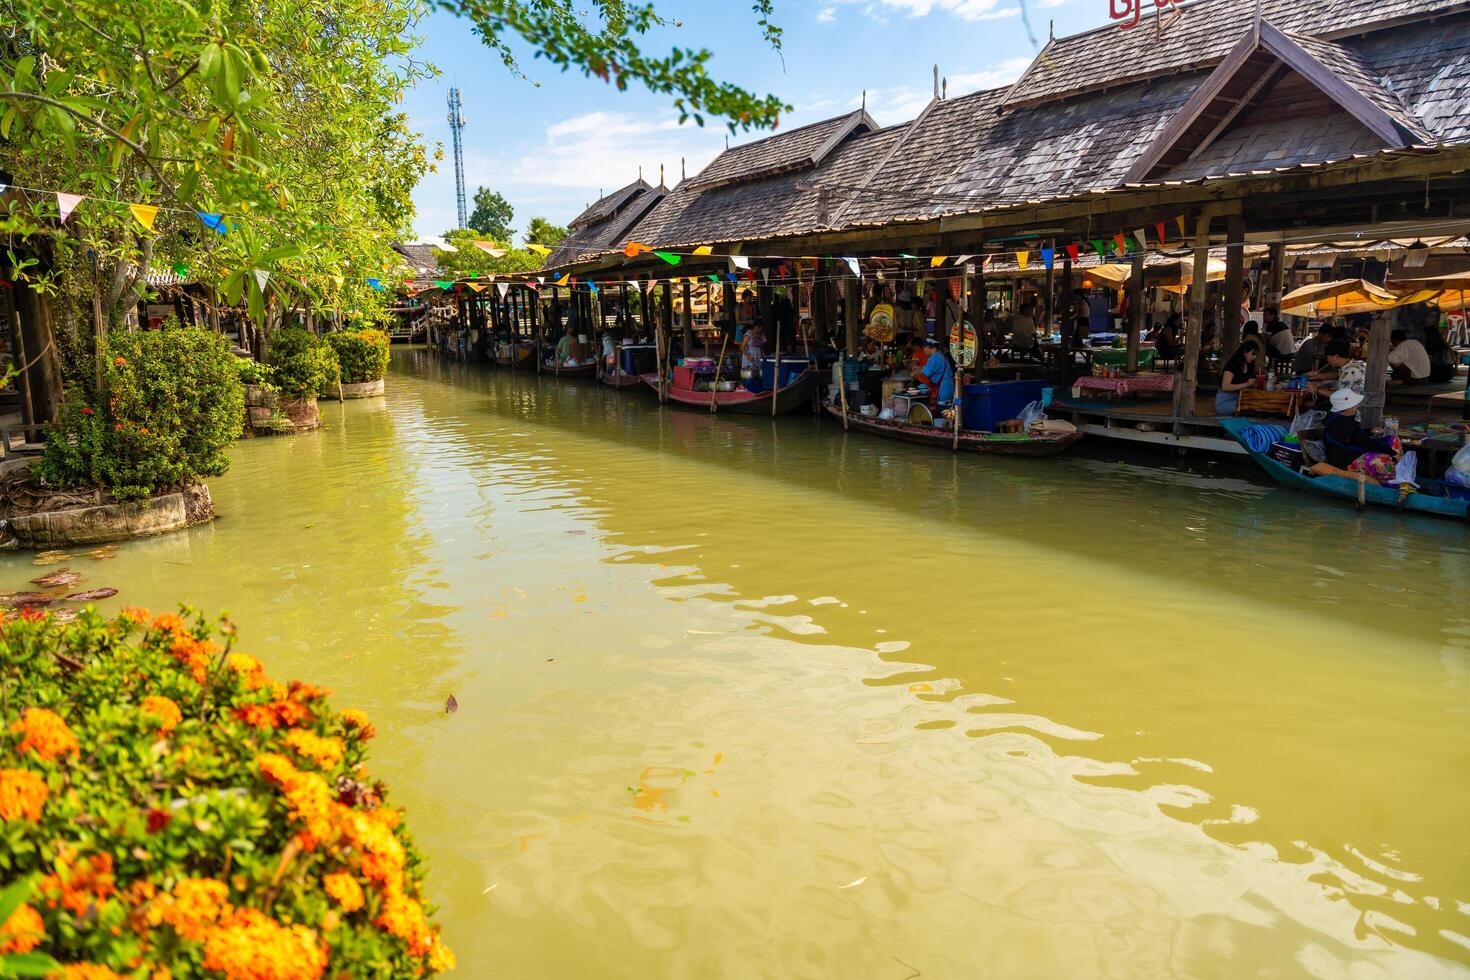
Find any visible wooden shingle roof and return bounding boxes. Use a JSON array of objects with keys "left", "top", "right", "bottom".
[
  {"left": 685, "top": 109, "right": 877, "bottom": 190},
  {"left": 544, "top": 178, "right": 664, "bottom": 267}
]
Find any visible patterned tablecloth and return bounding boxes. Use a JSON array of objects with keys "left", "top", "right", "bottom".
[{"left": 1074, "top": 374, "right": 1176, "bottom": 397}]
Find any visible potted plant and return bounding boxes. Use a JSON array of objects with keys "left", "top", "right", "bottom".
[
  {"left": 266, "top": 328, "right": 338, "bottom": 431},
  {"left": 324, "top": 328, "right": 391, "bottom": 398}
]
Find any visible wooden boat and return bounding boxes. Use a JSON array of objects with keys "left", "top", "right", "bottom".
[
  {"left": 646, "top": 369, "right": 819, "bottom": 415},
  {"left": 600, "top": 369, "right": 648, "bottom": 389},
  {"left": 824, "top": 402, "right": 1081, "bottom": 456},
  {"left": 544, "top": 361, "right": 596, "bottom": 378},
  {"left": 494, "top": 343, "right": 536, "bottom": 368},
  {"left": 1218, "top": 417, "right": 1470, "bottom": 519}
]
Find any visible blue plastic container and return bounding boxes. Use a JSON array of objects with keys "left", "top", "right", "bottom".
[
  {"left": 961, "top": 379, "right": 1049, "bottom": 431},
  {"left": 762, "top": 356, "right": 810, "bottom": 392}
]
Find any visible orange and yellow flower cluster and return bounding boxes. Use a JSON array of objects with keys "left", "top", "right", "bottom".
[{"left": 10, "top": 707, "right": 80, "bottom": 761}]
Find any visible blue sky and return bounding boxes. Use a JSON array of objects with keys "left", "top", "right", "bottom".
[{"left": 405, "top": 0, "right": 1116, "bottom": 239}]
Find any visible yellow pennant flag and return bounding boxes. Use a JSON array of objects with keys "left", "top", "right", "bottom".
[
  {"left": 554, "top": 273, "right": 570, "bottom": 287},
  {"left": 1175, "top": 215, "right": 1187, "bottom": 240},
  {"left": 526, "top": 243, "right": 551, "bottom": 257},
  {"left": 929, "top": 255, "right": 948, "bottom": 268},
  {"left": 129, "top": 203, "right": 158, "bottom": 232},
  {"left": 692, "top": 245, "right": 713, "bottom": 256},
  {"left": 467, "top": 282, "right": 486, "bottom": 292},
  {"left": 1016, "top": 250, "right": 1029, "bottom": 270}
]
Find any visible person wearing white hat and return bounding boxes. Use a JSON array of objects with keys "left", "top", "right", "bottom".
[{"left": 1323, "top": 386, "right": 1401, "bottom": 482}]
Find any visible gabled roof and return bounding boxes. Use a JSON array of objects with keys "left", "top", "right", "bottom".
[
  {"left": 544, "top": 178, "right": 664, "bottom": 268},
  {"left": 684, "top": 108, "right": 877, "bottom": 191},
  {"left": 1001, "top": 0, "right": 1469, "bottom": 111},
  {"left": 391, "top": 243, "right": 438, "bottom": 276},
  {"left": 567, "top": 178, "right": 653, "bottom": 232}
]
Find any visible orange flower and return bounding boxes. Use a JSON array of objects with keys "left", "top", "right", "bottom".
[
  {"left": 10, "top": 707, "right": 80, "bottom": 761},
  {"left": 140, "top": 695, "right": 182, "bottom": 735},
  {"left": 114, "top": 356, "right": 127, "bottom": 366},
  {"left": 151, "top": 612, "right": 188, "bottom": 636},
  {"left": 0, "top": 903, "right": 43, "bottom": 954},
  {"left": 287, "top": 681, "right": 330, "bottom": 702},
  {"left": 226, "top": 653, "right": 267, "bottom": 689},
  {"left": 235, "top": 699, "right": 308, "bottom": 730},
  {"left": 148, "top": 878, "right": 231, "bottom": 942},
  {"left": 201, "top": 908, "right": 326, "bottom": 980},
  {"left": 58, "top": 966, "right": 124, "bottom": 980},
  {"left": 168, "top": 635, "right": 218, "bottom": 684},
  {"left": 118, "top": 607, "right": 152, "bottom": 624},
  {"left": 138, "top": 427, "right": 149, "bottom": 435},
  {"left": 374, "top": 885, "right": 433, "bottom": 956},
  {"left": 283, "top": 730, "right": 343, "bottom": 770},
  {"left": 0, "top": 768, "right": 48, "bottom": 821},
  {"left": 257, "top": 754, "right": 335, "bottom": 849},
  {"left": 321, "top": 873, "right": 363, "bottom": 913},
  {"left": 40, "top": 852, "right": 115, "bottom": 915},
  {"left": 338, "top": 709, "right": 375, "bottom": 741}
]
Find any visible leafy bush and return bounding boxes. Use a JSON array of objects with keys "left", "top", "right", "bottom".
[
  {"left": 327, "top": 330, "right": 391, "bottom": 385},
  {"left": 0, "top": 607, "right": 455, "bottom": 977},
  {"left": 268, "top": 329, "right": 339, "bottom": 398},
  {"left": 38, "top": 328, "right": 245, "bottom": 501},
  {"left": 236, "top": 357, "right": 275, "bottom": 388}
]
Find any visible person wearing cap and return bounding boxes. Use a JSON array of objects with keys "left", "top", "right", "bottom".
[
  {"left": 1324, "top": 387, "right": 1401, "bottom": 482},
  {"left": 916, "top": 336, "right": 955, "bottom": 412}
]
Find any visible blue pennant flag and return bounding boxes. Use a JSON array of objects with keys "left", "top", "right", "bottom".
[
  {"left": 367, "top": 278, "right": 383, "bottom": 291},
  {"left": 1041, "top": 247, "right": 1055, "bottom": 271},
  {"left": 197, "top": 212, "right": 230, "bottom": 235}
]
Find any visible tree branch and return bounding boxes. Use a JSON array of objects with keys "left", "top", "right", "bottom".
[{"left": 0, "top": 92, "right": 177, "bottom": 197}]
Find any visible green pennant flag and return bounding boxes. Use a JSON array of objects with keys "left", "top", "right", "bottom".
[
  {"left": 172, "top": 263, "right": 189, "bottom": 278},
  {"left": 654, "top": 251, "right": 681, "bottom": 266},
  {"left": 1091, "top": 240, "right": 1108, "bottom": 259},
  {"left": 707, "top": 274, "right": 720, "bottom": 282},
  {"left": 434, "top": 280, "right": 453, "bottom": 290}
]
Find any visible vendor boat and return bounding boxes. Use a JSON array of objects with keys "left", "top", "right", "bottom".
[
  {"left": 545, "top": 361, "right": 596, "bottom": 378},
  {"left": 824, "top": 402, "right": 1081, "bottom": 456},
  {"left": 1218, "top": 417, "right": 1470, "bottom": 520},
  {"left": 601, "top": 368, "right": 649, "bottom": 389},
  {"left": 648, "top": 367, "right": 819, "bottom": 415}
]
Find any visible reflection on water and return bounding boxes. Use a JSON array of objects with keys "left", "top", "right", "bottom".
[{"left": 4, "top": 348, "right": 1467, "bottom": 978}]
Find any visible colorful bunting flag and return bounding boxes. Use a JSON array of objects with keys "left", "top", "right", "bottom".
[
  {"left": 623, "top": 242, "right": 651, "bottom": 258},
  {"left": 693, "top": 245, "right": 713, "bottom": 256},
  {"left": 1155, "top": 222, "right": 1167, "bottom": 244},
  {"left": 952, "top": 254, "right": 975, "bottom": 267},
  {"left": 842, "top": 257, "right": 861, "bottom": 278},
  {"left": 929, "top": 256, "right": 948, "bottom": 268},
  {"left": 1091, "top": 240, "right": 1108, "bottom": 259},
  {"left": 1065, "top": 244, "right": 1080, "bottom": 262},
  {"left": 56, "top": 192, "right": 85, "bottom": 223},
  {"left": 434, "top": 280, "right": 453, "bottom": 290},
  {"left": 1112, "top": 233, "right": 1126, "bottom": 255},
  {"left": 1016, "top": 251, "right": 1029, "bottom": 271},
  {"left": 707, "top": 274, "right": 720, "bottom": 282},
  {"left": 1175, "top": 215, "right": 1187, "bottom": 240},
  {"left": 367, "top": 278, "right": 383, "bottom": 291},
  {"left": 654, "top": 251, "right": 681, "bottom": 266},
  {"left": 554, "top": 273, "right": 570, "bottom": 286},
  {"left": 474, "top": 242, "right": 508, "bottom": 258},
  {"left": 252, "top": 269, "right": 270, "bottom": 292},
  {"left": 1041, "top": 247, "right": 1054, "bottom": 271},
  {"left": 627, "top": 279, "right": 642, "bottom": 292},
  {"left": 586, "top": 281, "right": 599, "bottom": 294},
  {"left": 729, "top": 255, "right": 750, "bottom": 271},
  {"left": 129, "top": 204, "right": 158, "bottom": 232},
  {"left": 1132, "top": 229, "right": 1148, "bottom": 249},
  {"left": 172, "top": 263, "right": 189, "bottom": 278},
  {"left": 526, "top": 243, "right": 551, "bottom": 257},
  {"left": 497, "top": 283, "right": 510, "bottom": 298},
  {"left": 197, "top": 212, "right": 229, "bottom": 235},
  {"left": 467, "top": 283, "right": 486, "bottom": 292}
]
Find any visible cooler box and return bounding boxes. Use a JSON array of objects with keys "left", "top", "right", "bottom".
[
  {"left": 762, "top": 357, "right": 810, "bottom": 391},
  {"left": 961, "top": 379, "right": 1049, "bottom": 432},
  {"left": 674, "top": 365, "right": 697, "bottom": 390}
]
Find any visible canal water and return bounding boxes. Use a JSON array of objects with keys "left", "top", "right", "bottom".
[{"left": 6, "top": 348, "right": 1468, "bottom": 978}]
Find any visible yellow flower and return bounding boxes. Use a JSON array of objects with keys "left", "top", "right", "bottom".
[
  {"left": 321, "top": 873, "right": 363, "bottom": 913},
  {"left": 374, "top": 886, "right": 433, "bottom": 956},
  {"left": 150, "top": 878, "right": 231, "bottom": 942},
  {"left": 10, "top": 707, "right": 79, "bottom": 761},
  {"left": 140, "top": 695, "right": 182, "bottom": 735},
  {"left": 226, "top": 653, "right": 267, "bottom": 689},
  {"left": 0, "top": 768, "right": 48, "bottom": 822},
  {"left": 338, "top": 708, "right": 375, "bottom": 741},
  {"left": 58, "top": 966, "right": 124, "bottom": 980},
  {"left": 0, "top": 903, "right": 43, "bottom": 954},
  {"left": 282, "top": 730, "right": 344, "bottom": 770},
  {"left": 201, "top": 908, "right": 326, "bottom": 980},
  {"left": 426, "top": 936, "right": 457, "bottom": 973}
]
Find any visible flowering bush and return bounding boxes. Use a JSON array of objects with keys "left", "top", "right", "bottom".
[
  {"left": 268, "top": 329, "right": 339, "bottom": 398},
  {"left": 326, "top": 330, "right": 391, "bottom": 385},
  {"left": 38, "top": 329, "right": 245, "bottom": 501},
  {"left": 0, "top": 608, "right": 453, "bottom": 978}
]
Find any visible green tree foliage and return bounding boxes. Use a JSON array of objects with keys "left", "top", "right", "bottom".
[
  {"left": 328, "top": 328, "right": 392, "bottom": 384},
  {"left": 432, "top": 229, "right": 543, "bottom": 278},
  {"left": 268, "top": 327, "right": 340, "bottom": 397},
  {"left": 525, "top": 216, "right": 567, "bottom": 248},
  {"left": 465, "top": 187, "right": 515, "bottom": 239},
  {"left": 38, "top": 327, "right": 245, "bottom": 501}
]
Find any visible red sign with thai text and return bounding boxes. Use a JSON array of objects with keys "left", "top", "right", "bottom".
[{"left": 1110, "top": 0, "right": 1179, "bottom": 29}]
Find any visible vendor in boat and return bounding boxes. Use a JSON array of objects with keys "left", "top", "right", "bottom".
[
  {"left": 555, "top": 326, "right": 575, "bottom": 366},
  {"left": 740, "top": 320, "right": 767, "bottom": 378},
  {"left": 1214, "top": 342, "right": 1258, "bottom": 415},
  {"left": 1324, "top": 388, "right": 1401, "bottom": 482},
  {"left": 915, "top": 336, "right": 956, "bottom": 412}
]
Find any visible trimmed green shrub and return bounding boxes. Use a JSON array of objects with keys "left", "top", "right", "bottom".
[
  {"left": 0, "top": 606, "right": 454, "bottom": 976},
  {"left": 268, "top": 328, "right": 339, "bottom": 397},
  {"left": 327, "top": 329, "right": 391, "bottom": 385},
  {"left": 39, "top": 328, "right": 245, "bottom": 501},
  {"left": 236, "top": 357, "right": 275, "bottom": 388}
]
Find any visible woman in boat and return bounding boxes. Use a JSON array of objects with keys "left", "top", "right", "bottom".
[
  {"left": 1214, "top": 342, "right": 1258, "bottom": 415},
  {"left": 916, "top": 337, "right": 956, "bottom": 412},
  {"left": 555, "top": 326, "right": 575, "bottom": 366},
  {"left": 740, "top": 320, "right": 767, "bottom": 380},
  {"left": 1324, "top": 388, "right": 1400, "bottom": 482}
]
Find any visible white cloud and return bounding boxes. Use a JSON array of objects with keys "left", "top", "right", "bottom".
[
  {"left": 816, "top": 5, "right": 837, "bottom": 22},
  {"left": 948, "top": 55, "right": 1036, "bottom": 94},
  {"left": 851, "top": 0, "right": 1014, "bottom": 20}
]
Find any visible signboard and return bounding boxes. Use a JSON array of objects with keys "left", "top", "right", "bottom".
[{"left": 1110, "top": 0, "right": 1180, "bottom": 30}]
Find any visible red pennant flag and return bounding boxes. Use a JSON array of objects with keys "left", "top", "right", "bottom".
[
  {"left": 1065, "top": 243, "right": 1079, "bottom": 262},
  {"left": 1112, "top": 232, "right": 1126, "bottom": 255},
  {"left": 1155, "top": 222, "right": 1167, "bottom": 244}
]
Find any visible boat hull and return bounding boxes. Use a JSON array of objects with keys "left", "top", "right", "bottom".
[
  {"left": 601, "top": 370, "right": 649, "bottom": 389},
  {"left": 545, "top": 362, "right": 596, "bottom": 378},
  {"left": 649, "top": 370, "right": 818, "bottom": 415},
  {"left": 825, "top": 403, "right": 1081, "bottom": 456},
  {"left": 1218, "top": 417, "right": 1469, "bottom": 519}
]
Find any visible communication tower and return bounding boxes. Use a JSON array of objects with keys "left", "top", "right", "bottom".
[{"left": 447, "top": 88, "right": 467, "bottom": 229}]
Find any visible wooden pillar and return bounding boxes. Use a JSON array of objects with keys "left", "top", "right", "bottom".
[
  {"left": 681, "top": 281, "right": 694, "bottom": 355},
  {"left": 812, "top": 262, "right": 830, "bottom": 348},
  {"left": 1126, "top": 252, "right": 1145, "bottom": 373},
  {"left": 843, "top": 275, "right": 861, "bottom": 356},
  {"left": 1174, "top": 214, "right": 1212, "bottom": 419},
  {"left": 1058, "top": 255, "right": 1073, "bottom": 386},
  {"left": 1360, "top": 317, "right": 1393, "bottom": 429},
  {"left": 1043, "top": 239, "right": 1056, "bottom": 347},
  {"left": 1220, "top": 214, "right": 1246, "bottom": 356},
  {"left": 975, "top": 251, "right": 988, "bottom": 366},
  {"left": 722, "top": 282, "right": 737, "bottom": 339},
  {"left": 639, "top": 279, "right": 652, "bottom": 340}
]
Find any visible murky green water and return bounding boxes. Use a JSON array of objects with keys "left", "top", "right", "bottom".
[{"left": 6, "top": 349, "right": 1468, "bottom": 977}]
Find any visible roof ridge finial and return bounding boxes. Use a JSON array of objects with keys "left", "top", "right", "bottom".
[
  {"left": 942, "top": 77, "right": 947, "bottom": 100},
  {"left": 638, "top": 165, "right": 643, "bottom": 182},
  {"left": 932, "top": 65, "right": 939, "bottom": 99},
  {"left": 682, "top": 156, "right": 686, "bottom": 180},
  {"left": 861, "top": 89, "right": 867, "bottom": 112},
  {"left": 1049, "top": 19, "right": 1055, "bottom": 41},
  {"left": 659, "top": 163, "right": 665, "bottom": 190}
]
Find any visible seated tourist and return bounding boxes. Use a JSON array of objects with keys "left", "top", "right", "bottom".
[
  {"left": 1388, "top": 328, "right": 1431, "bottom": 384},
  {"left": 1264, "top": 309, "right": 1295, "bottom": 363},
  {"left": 1292, "top": 324, "right": 1334, "bottom": 376},
  {"left": 1214, "top": 343, "right": 1258, "bottom": 415},
  {"left": 1323, "top": 388, "right": 1400, "bottom": 482},
  {"left": 1009, "top": 303, "right": 1039, "bottom": 358},
  {"left": 1423, "top": 323, "right": 1457, "bottom": 383},
  {"left": 1308, "top": 340, "right": 1365, "bottom": 394}
]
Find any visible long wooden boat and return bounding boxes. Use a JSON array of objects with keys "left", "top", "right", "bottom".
[
  {"left": 824, "top": 402, "right": 1081, "bottom": 456},
  {"left": 544, "top": 361, "right": 596, "bottom": 378},
  {"left": 600, "top": 369, "right": 648, "bottom": 389},
  {"left": 645, "top": 369, "right": 819, "bottom": 415},
  {"left": 1218, "top": 417, "right": 1470, "bottom": 519}
]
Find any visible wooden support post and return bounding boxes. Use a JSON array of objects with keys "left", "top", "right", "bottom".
[
  {"left": 812, "top": 262, "right": 829, "bottom": 348},
  {"left": 681, "top": 281, "right": 694, "bottom": 356},
  {"left": 823, "top": 262, "right": 838, "bottom": 347},
  {"left": 1059, "top": 255, "right": 1073, "bottom": 386},
  {"left": 639, "top": 279, "right": 652, "bottom": 345},
  {"left": 1126, "top": 252, "right": 1145, "bottom": 373},
  {"left": 1174, "top": 215, "right": 1212, "bottom": 419},
  {"left": 660, "top": 279, "right": 674, "bottom": 402},
  {"left": 1221, "top": 214, "right": 1246, "bottom": 356},
  {"left": 1361, "top": 316, "right": 1393, "bottom": 430},
  {"left": 1043, "top": 239, "right": 1056, "bottom": 349},
  {"left": 722, "top": 282, "right": 737, "bottom": 340},
  {"left": 844, "top": 275, "right": 861, "bottom": 357},
  {"left": 976, "top": 251, "right": 988, "bottom": 368}
]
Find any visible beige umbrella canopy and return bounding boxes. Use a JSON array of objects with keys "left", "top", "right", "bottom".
[
  {"left": 1279, "top": 279, "right": 1439, "bottom": 317},
  {"left": 1087, "top": 257, "right": 1229, "bottom": 290}
]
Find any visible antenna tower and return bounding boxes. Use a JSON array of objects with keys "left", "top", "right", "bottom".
[{"left": 447, "top": 87, "right": 468, "bottom": 228}]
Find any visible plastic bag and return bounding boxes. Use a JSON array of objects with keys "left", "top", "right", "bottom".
[
  {"left": 1289, "top": 410, "right": 1327, "bottom": 436},
  {"left": 1391, "top": 450, "right": 1418, "bottom": 487},
  {"left": 1451, "top": 443, "right": 1470, "bottom": 478},
  {"left": 1017, "top": 400, "right": 1046, "bottom": 426}
]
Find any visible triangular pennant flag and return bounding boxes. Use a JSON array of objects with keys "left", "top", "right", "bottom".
[
  {"left": 1065, "top": 244, "right": 1080, "bottom": 262},
  {"left": 467, "top": 282, "right": 486, "bottom": 292},
  {"left": 197, "top": 212, "right": 229, "bottom": 235},
  {"left": 952, "top": 254, "right": 975, "bottom": 267},
  {"left": 778, "top": 264, "right": 789, "bottom": 277},
  {"left": 367, "top": 278, "right": 384, "bottom": 290},
  {"left": 474, "top": 242, "right": 508, "bottom": 258},
  {"left": 623, "top": 242, "right": 651, "bottom": 258},
  {"left": 725, "top": 272, "right": 739, "bottom": 283},
  {"left": 1112, "top": 233, "right": 1126, "bottom": 255},
  {"left": 172, "top": 263, "right": 189, "bottom": 278},
  {"left": 1092, "top": 240, "right": 1108, "bottom": 259},
  {"left": 1133, "top": 228, "right": 1148, "bottom": 249},
  {"left": 1155, "top": 222, "right": 1167, "bottom": 245},
  {"left": 627, "top": 279, "right": 642, "bottom": 292},
  {"left": 129, "top": 204, "right": 158, "bottom": 232},
  {"left": 434, "top": 280, "right": 453, "bottom": 290},
  {"left": 252, "top": 269, "right": 270, "bottom": 292},
  {"left": 729, "top": 255, "right": 750, "bottom": 271},
  {"left": 760, "top": 268, "right": 769, "bottom": 282},
  {"left": 586, "top": 280, "right": 599, "bottom": 294},
  {"left": 842, "top": 257, "right": 861, "bottom": 278},
  {"left": 1016, "top": 251, "right": 1029, "bottom": 271},
  {"left": 1041, "top": 247, "right": 1054, "bottom": 271},
  {"left": 536, "top": 277, "right": 545, "bottom": 284},
  {"left": 653, "top": 251, "right": 681, "bottom": 266},
  {"left": 554, "top": 273, "right": 570, "bottom": 286},
  {"left": 56, "top": 192, "right": 85, "bottom": 223},
  {"left": 497, "top": 283, "right": 509, "bottom": 298},
  {"left": 929, "top": 256, "right": 948, "bottom": 268},
  {"left": 526, "top": 243, "right": 551, "bottom": 256},
  {"left": 707, "top": 274, "right": 719, "bottom": 282},
  {"left": 693, "top": 245, "right": 713, "bottom": 256},
  {"left": 1175, "top": 215, "right": 1187, "bottom": 240}
]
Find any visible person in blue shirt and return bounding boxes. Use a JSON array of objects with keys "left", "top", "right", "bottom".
[{"left": 916, "top": 337, "right": 955, "bottom": 411}]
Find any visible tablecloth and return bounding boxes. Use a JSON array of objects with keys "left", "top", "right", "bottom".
[{"left": 1074, "top": 374, "right": 1176, "bottom": 396}]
